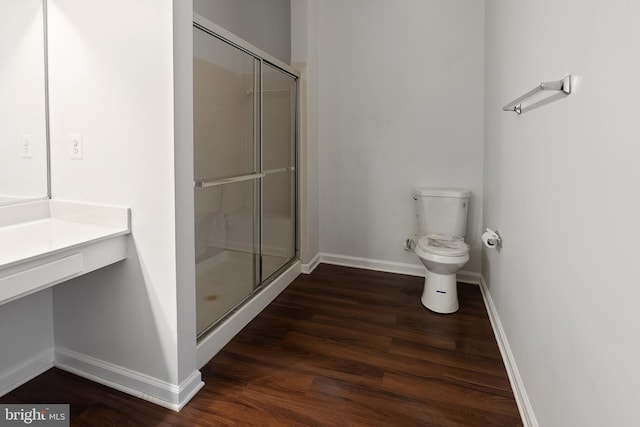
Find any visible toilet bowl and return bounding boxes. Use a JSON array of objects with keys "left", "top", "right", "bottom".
[
  {"left": 414, "top": 234, "right": 469, "bottom": 314},
  {"left": 411, "top": 187, "right": 470, "bottom": 313}
]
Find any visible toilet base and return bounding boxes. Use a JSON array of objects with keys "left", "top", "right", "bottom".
[{"left": 420, "top": 272, "right": 459, "bottom": 314}]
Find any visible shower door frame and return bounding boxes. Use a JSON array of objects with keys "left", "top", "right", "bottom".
[{"left": 193, "top": 14, "right": 299, "bottom": 341}]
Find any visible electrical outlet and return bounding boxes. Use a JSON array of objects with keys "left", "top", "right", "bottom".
[
  {"left": 70, "top": 134, "right": 83, "bottom": 160},
  {"left": 21, "top": 134, "right": 33, "bottom": 159}
]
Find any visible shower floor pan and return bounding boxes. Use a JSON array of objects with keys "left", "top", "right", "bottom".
[{"left": 195, "top": 249, "right": 286, "bottom": 335}]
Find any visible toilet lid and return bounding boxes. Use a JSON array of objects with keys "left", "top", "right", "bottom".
[{"left": 418, "top": 234, "right": 469, "bottom": 257}]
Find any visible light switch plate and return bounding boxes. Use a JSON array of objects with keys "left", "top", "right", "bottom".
[
  {"left": 70, "top": 134, "right": 83, "bottom": 160},
  {"left": 21, "top": 134, "right": 33, "bottom": 159}
]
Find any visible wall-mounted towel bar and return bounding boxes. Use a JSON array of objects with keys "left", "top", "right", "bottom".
[{"left": 503, "top": 75, "right": 571, "bottom": 115}]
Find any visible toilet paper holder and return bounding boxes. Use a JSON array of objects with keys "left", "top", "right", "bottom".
[{"left": 482, "top": 228, "right": 502, "bottom": 249}]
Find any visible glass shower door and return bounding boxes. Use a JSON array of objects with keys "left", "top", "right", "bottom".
[
  {"left": 193, "top": 26, "right": 261, "bottom": 337},
  {"left": 261, "top": 63, "right": 297, "bottom": 281}
]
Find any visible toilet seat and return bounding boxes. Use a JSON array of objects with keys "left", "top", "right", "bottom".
[{"left": 417, "top": 234, "right": 469, "bottom": 257}]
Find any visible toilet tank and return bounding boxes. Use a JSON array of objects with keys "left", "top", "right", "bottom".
[{"left": 413, "top": 188, "right": 470, "bottom": 238}]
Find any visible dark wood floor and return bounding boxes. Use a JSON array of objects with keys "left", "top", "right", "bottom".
[{"left": 1, "top": 264, "right": 522, "bottom": 426}]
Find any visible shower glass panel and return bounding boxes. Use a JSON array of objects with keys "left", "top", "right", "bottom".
[
  {"left": 194, "top": 26, "right": 260, "bottom": 337},
  {"left": 193, "top": 19, "right": 299, "bottom": 341},
  {"left": 262, "top": 170, "right": 296, "bottom": 280},
  {"left": 193, "top": 28, "right": 258, "bottom": 181},
  {"left": 194, "top": 181, "right": 259, "bottom": 335},
  {"left": 261, "top": 63, "right": 297, "bottom": 281}
]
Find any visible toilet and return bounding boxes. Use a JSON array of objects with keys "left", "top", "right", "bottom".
[{"left": 412, "top": 188, "right": 470, "bottom": 314}]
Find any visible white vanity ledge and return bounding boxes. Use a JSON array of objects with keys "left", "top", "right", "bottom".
[{"left": 0, "top": 200, "right": 130, "bottom": 306}]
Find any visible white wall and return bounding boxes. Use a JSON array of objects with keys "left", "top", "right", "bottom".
[
  {"left": 484, "top": 1, "right": 640, "bottom": 425},
  {"left": 0, "top": 291, "right": 53, "bottom": 393},
  {"left": 45, "top": 0, "right": 198, "bottom": 401},
  {"left": 194, "top": 0, "right": 291, "bottom": 64},
  {"left": 291, "top": 0, "right": 320, "bottom": 268},
  {"left": 316, "top": 0, "right": 485, "bottom": 273},
  {"left": 172, "top": 0, "right": 199, "bottom": 385}
]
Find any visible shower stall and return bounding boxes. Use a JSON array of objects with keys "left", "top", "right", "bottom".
[{"left": 193, "top": 18, "right": 298, "bottom": 339}]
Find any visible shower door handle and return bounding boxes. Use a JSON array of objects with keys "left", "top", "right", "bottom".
[{"left": 194, "top": 173, "right": 265, "bottom": 188}]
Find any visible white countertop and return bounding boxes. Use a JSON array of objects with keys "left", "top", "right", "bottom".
[
  {"left": 0, "top": 218, "right": 129, "bottom": 270},
  {"left": 0, "top": 200, "right": 131, "bottom": 306}
]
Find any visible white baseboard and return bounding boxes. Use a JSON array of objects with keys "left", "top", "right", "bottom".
[
  {"left": 319, "top": 252, "right": 425, "bottom": 276},
  {"left": 196, "top": 261, "right": 301, "bottom": 368},
  {"left": 456, "top": 270, "right": 481, "bottom": 285},
  {"left": 479, "top": 276, "right": 538, "bottom": 427},
  {"left": 301, "top": 253, "right": 320, "bottom": 274},
  {"left": 318, "top": 252, "right": 480, "bottom": 284},
  {"left": 0, "top": 348, "right": 54, "bottom": 397},
  {"left": 54, "top": 347, "right": 203, "bottom": 412}
]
